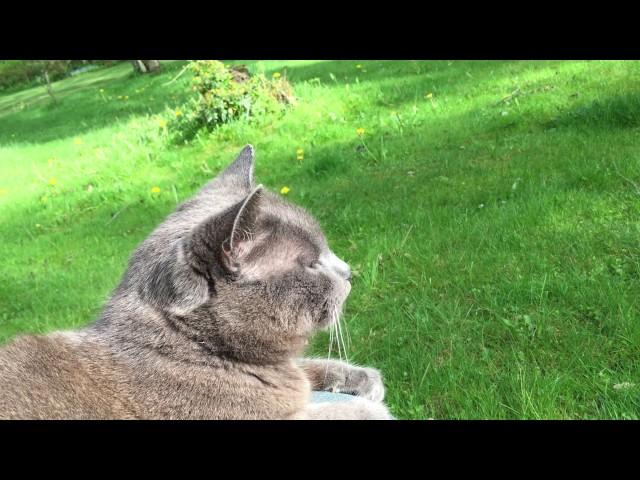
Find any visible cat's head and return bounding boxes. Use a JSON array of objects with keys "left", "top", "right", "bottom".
[{"left": 120, "top": 146, "right": 351, "bottom": 361}]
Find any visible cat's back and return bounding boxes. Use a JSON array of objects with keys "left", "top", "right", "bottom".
[{"left": 0, "top": 331, "right": 134, "bottom": 419}]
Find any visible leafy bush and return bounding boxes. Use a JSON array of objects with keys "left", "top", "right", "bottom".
[
  {"left": 167, "top": 61, "right": 295, "bottom": 143},
  {"left": 0, "top": 61, "right": 45, "bottom": 91}
]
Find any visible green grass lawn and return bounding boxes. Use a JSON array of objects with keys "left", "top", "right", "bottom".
[{"left": 1, "top": 60, "right": 639, "bottom": 419}]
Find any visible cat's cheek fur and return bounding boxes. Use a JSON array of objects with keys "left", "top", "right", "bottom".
[{"left": 315, "top": 270, "right": 351, "bottom": 330}]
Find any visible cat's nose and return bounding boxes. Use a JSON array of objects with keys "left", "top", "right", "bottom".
[
  {"left": 320, "top": 251, "right": 352, "bottom": 282},
  {"left": 334, "top": 262, "right": 351, "bottom": 282},
  {"left": 344, "top": 267, "right": 352, "bottom": 282},
  {"left": 337, "top": 259, "right": 351, "bottom": 282}
]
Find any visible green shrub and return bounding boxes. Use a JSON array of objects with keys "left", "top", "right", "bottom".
[
  {"left": 0, "top": 61, "right": 44, "bottom": 91},
  {"left": 167, "top": 61, "right": 295, "bottom": 143}
]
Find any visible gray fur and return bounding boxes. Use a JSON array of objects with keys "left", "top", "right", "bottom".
[{"left": 0, "top": 145, "right": 392, "bottom": 420}]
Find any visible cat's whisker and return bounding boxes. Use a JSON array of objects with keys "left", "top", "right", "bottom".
[
  {"left": 331, "top": 305, "right": 341, "bottom": 353},
  {"left": 342, "top": 315, "right": 352, "bottom": 350},
  {"left": 338, "top": 327, "right": 347, "bottom": 361},
  {"left": 336, "top": 311, "right": 348, "bottom": 362},
  {"left": 332, "top": 316, "right": 343, "bottom": 362},
  {"left": 323, "top": 325, "right": 335, "bottom": 383}
]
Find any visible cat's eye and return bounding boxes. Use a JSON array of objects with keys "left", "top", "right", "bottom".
[{"left": 299, "top": 256, "right": 318, "bottom": 269}]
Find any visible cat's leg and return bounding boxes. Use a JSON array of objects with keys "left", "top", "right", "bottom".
[
  {"left": 292, "top": 396, "right": 394, "bottom": 420},
  {"left": 298, "top": 358, "right": 385, "bottom": 402}
]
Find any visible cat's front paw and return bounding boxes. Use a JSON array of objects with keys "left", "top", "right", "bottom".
[{"left": 325, "top": 363, "right": 386, "bottom": 402}]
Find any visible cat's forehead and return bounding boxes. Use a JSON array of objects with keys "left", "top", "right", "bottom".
[{"left": 260, "top": 191, "right": 326, "bottom": 245}]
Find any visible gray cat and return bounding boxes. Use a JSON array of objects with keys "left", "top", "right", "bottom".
[{"left": 0, "top": 146, "right": 393, "bottom": 419}]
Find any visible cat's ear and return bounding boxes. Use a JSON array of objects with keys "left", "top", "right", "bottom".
[
  {"left": 221, "top": 185, "right": 264, "bottom": 273},
  {"left": 220, "top": 144, "right": 255, "bottom": 191},
  {"left": 185, "top": 185, "right": 264, "bottom": 279},
  {"left": 164, "top": 170, "right": 262, "bottom": 310}
]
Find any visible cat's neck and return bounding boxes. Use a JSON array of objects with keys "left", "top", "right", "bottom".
[{"left": 89, "top": 293, "right": 305, "bottom": 368}]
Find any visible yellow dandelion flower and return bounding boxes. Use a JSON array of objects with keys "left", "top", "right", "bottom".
[
  {"left": 356, "top": 127, "right": 365, "bottom": 136},
  {"left": 151, "top": 186, "right": 161, "bottom": 194},
  {"left": 48, "top": 178, "right": 57, "bottom": 186},
  {"left": 118, "top": 95, "right": 123, "bottom": 99},
  {"left": 158, "top": 119, "right": 167, "bottom": 128},
  {"left": 296, "top": 148, "right": 304, "bottom": 155},
  {"left": 74, "top": 138, "right": 82, "bottom": 145},
  {"left": 35, "top": 223, "right": 42, "bottom": 228},
  {"left": 356, "top": 64, "right": 363, "bottom": 69},
  {"left": 280, "top": 186, "right": 290, "bottom": 195},
  {"left": 297, "top": 155, "right": 304, "bottom": 161},
  {"left": 175, "top": 109, "right": 183, "bottom": 117},
  {"left": 124, "top": 95, "right": 129, "bottom": 100},
  {"left": 272, "top": 72, "right": 282, "bottom": 79},
  {"left": 425, "top": 92, "right": 433, "bottom": 99}
]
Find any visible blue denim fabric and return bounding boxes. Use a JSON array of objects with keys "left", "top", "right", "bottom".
[{"left": 310, "top": 391, "right": 357, "bottom": 403}]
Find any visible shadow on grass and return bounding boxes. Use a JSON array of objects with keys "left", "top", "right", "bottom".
[
  {"left": 256, "top": 60, "right": 530, "bottom": 87},
  {"left": 0, "top": 61, "right": 190, "bottom": 145},
  {"left": 546, "top": 91, "right": 640, "bottom": 130}
]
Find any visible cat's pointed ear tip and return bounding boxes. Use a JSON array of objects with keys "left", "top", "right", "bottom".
[
  {"left": 219, "top": 144, "right": 256, "bottom": 188},
  {"left": 242, "top": 144, "right": 255, "bottom": 157}
]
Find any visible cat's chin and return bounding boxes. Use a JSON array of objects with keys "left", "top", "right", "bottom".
[{"left": 318, "top": 321, "right": 335, "bottom": 332}]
